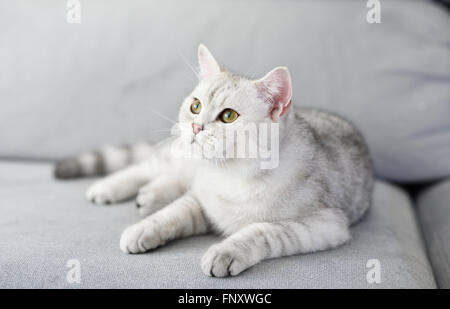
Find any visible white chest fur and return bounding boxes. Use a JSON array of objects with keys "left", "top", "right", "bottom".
[
  {"left": 192, "top": 167, "right": 254, "bottom": 233},
  {"left": 191, "top": 163, "right": 278, "bottom": 235}
]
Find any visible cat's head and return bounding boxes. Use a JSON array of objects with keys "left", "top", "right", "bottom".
[{"left": 176, "top": 44, "right": 292, "bottom": 162}]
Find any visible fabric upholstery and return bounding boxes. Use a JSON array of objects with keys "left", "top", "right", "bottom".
[
  {"left": 0, "top": 160, "right": 436, "bottom": 288},
  {"left": 417, "top": 179, "right": 450, "bottom": 288},
  {"left": 0, "top": 0, "right": 449, "bottom": 182}
]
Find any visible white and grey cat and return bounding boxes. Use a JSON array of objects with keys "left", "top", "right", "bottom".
[{"left": 55, "top": 45, "right": 373, "bottom": 277}]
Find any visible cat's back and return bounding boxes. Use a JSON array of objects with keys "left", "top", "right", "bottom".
[
  {"left": 294, "top": 107, "right": 370, "bottom": 160},
  {"left": 295, "top": 107, "right": 361, "bottom": 144},
  {"left": 294, "top": 107, "right": 373, "bottom": 224}
]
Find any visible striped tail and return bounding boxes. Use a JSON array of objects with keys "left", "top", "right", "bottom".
[{"left": 54, "top": 142, "right": 154, "bottom": 179}]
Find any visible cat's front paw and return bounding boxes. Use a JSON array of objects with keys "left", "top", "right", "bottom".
[
  {"left": 135, "top": 191, "right": 158, "bottom": 216},
  {"left": 120, "top": 221, "right": 161, "bottom": 254},
  {"left": 201, "top": 243, "right": 249, "bottom": 277},
  {"left": 86, "top": 181, "right": 118, "bottom": 205}
]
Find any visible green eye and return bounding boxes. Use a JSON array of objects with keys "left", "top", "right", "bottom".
[
  {"left": 220, "top": 109, "right": 239, "bottom": 123},
  {"left": 190, "top": 98, "right": 202, "bottom": 114}
]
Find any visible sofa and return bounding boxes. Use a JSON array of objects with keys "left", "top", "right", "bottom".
[{"left": 0, "top": 0, "right": 449, "bottom": 288}]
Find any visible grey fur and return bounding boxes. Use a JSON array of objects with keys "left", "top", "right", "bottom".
[
  {"left": 54, "top": 157, "right": 82, "bottom": 179},
  {"left": 54, "top": 142, "right": 153, "bottom": 179},
  {"left": 293, "top": 107, "right": 373, "bottom": 224}
]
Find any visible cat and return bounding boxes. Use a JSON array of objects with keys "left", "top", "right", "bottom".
[{"left": 54, "top": 44, "right": 373, "bottom": 277}]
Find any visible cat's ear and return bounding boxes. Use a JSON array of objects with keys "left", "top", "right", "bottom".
[
  {"left": 255, "top": 67, "right": 292, "bottom": 121},
  {"left": 198, "top": 44, "right": 222, "bottom": 79}
]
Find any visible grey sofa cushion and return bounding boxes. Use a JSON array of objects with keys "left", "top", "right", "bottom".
[
  {"left": 417, "top": 179, "right": 450, "bottom": 288},
  {"left": 0, "top": 0, "right": 449, "bottom": 182},
  {"left": 0, "top": 160, "right": 435, "bottom": 288}
]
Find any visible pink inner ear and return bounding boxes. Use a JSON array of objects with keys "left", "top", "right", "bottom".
[
  {"left": 279, "top": 100, "right": 291, "bottom": 117},
  {"left": 256, "top": 67, "right": 292, "bottom": 120},
  {"left": 198, "top": 44, "right": 221, "bottom": 79}
]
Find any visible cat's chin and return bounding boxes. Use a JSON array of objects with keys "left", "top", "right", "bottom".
[{"left": 185, "top": 139, "right": 219, "bottom": 160}]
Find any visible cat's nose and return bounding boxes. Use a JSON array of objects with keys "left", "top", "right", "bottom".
[{"left": 192, "top": 123, "right": 203, "bottom": 135}]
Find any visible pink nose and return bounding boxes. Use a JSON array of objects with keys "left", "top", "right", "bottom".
[{"left": 192, "top": 123, "right": 203, "bottom": 135}]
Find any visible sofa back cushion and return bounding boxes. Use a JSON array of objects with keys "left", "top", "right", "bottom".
[{"left": 0, "top": 0, "right": 449, "bottom": 182}]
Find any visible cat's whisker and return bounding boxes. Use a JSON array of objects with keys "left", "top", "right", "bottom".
[
  {"left": 151, "top": 110, "right": 177, "bottom": 125},
  {"left": 244, "top": 66, "right": 257, "bottom": 80},
  {"left": 150, "top": 129, "right": 174, "bottom": 133},
  {"left": 182, "top": 72, "right": 199, "bottom": 83},
  {"left": 178, "top": 51, "right": 200, "bottom": 80}
]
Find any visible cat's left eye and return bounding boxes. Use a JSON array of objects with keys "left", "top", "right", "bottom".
[
  {"left": 219, "top": 109, "right": 239, "bottom": 123},
  {"left": 190, "top": 98, "right": 202, "bottom": 114}
]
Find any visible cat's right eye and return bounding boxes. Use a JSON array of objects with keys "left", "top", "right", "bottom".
[{"left": 190, "top": 98, "right": 202, "bottom": 114}]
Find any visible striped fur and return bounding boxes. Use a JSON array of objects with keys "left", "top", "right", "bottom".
[
  {"left": 54, "top": 143, "right": 154, "bottom": 179},
  {"left": 56, "top": 45, "right": 373, "bottom": 277},
  {"left": 120, "top": 193, "right": 208, "bottom": 253}
]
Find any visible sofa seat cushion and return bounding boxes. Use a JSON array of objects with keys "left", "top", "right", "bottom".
[
  {"left": 0, "top": 0, "right": 449, "bottom": 182},
  {"left": 0, "top": 160, "right": 435, "bottom": 288},
  {"left": 418, "top": 179, "right": 450, "bottom": 288}
]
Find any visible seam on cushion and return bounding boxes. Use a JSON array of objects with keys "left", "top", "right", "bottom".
[
  {"left": 416, "top": 192, "right": 450, "bottom": 288},
  {"left": 427, "top": 227, "right": 450, "bottom": 288},
  {"left": 396, "top": 188, "right": 438, "bottom": 288},
  {"left": 0, "top": 156, "right": 54, "bottom": 164},
  {"left": 425, "top": 209, "right": 450, "bottom": 287}
]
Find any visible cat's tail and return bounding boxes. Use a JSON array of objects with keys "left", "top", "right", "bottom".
[{"left": 53, "top": 142, "right": 154, "bottom": 179}]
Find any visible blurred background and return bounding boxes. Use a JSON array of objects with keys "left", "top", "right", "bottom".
[{"left": 0, "top": 0, "right": 449, "bottom": 182}]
